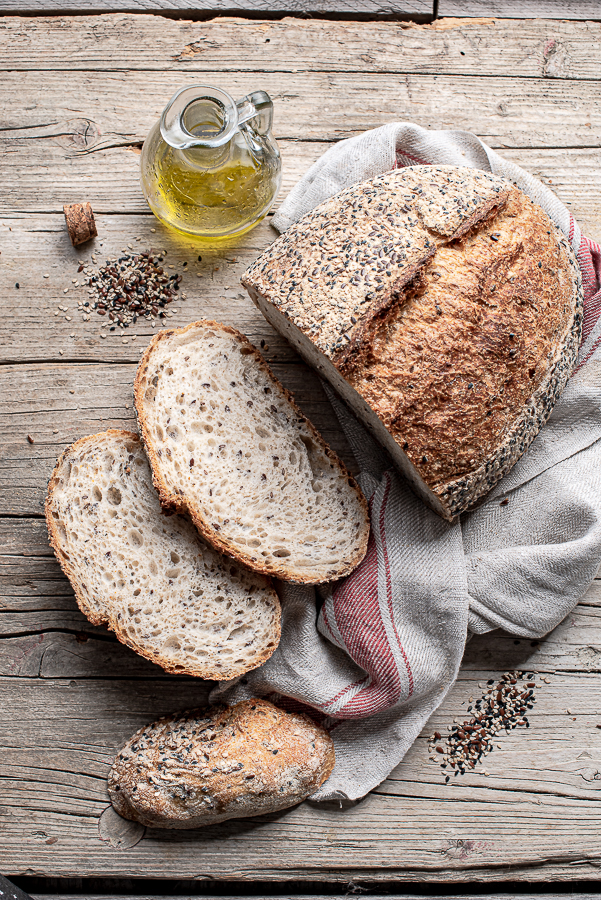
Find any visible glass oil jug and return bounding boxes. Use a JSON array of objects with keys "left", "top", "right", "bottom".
[{"left": 140, "top": 86, "right": 282, "bottom": 240}]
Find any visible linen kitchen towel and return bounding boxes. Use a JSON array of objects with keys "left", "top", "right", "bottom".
[{"left": 214, "top": 124, "right": 601, "bottom": 801}]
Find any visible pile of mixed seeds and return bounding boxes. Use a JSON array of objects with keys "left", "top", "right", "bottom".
[
  {"left": 74, "top": 249, "right": 186, "bottom": 334},
  {"left": 429, "top": 671, "right": 538, "bottom": 782},
  {"left": 83, "top": 249, "right": 184, "bottom": 327}
]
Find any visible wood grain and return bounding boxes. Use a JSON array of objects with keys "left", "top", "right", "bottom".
[
  {"left": 0, "top": 0, "right": 431, "bottom": 14},
  {"left": 438, "top": 1, "right": 601, "bottom": 19},
  {"left": 3, "top": 505, "right": 601, "bottom": 677},
  {"left": 1, "top": 70, "right": 600, "bottom": 150},
  {"left": 1, "top": 662, "right": 601, "bottom": 879},
  {"left": 2, "top": 144, "right": 601, "bottom": 238},
  {"left": 0, "top": 360, "right": 357, "bottom": 516},
  {"left": 2, "top": 148, "right": 600, "bottom": 371},
  {"left": 0, "top": 16, "right": 599, "bottom": 80}
]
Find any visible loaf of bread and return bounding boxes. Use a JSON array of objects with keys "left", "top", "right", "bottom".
[
  {"left": 243, "top": 165, "right": 583, "bottom": 520},
  {"left": 108, "top": 698, "right": 335, "bottom": 828},
  {"left": 134, "top": 320, "right": 370, "bottom": 583},
  {"left": 45, "top": 430, "right": 280, "bottom": 679}
]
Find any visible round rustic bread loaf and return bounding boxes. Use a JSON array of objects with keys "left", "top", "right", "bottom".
[
  {"left": 108, "top": 699, "right": 335, "bottom": 828},
  {"left": 243, "top": 165, "right": 583, "bottom": 520}
]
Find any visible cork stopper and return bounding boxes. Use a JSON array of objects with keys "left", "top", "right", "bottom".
[{"left": 63, "top": 202, "right": 98, "bottom": 246}]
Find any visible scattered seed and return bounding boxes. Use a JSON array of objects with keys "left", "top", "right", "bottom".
[
  {"left": 429, "top": 671, "right": 536, "bottom": 783},
  {"left": 26, "top": 434, "right": 34, "bottom": 444}
]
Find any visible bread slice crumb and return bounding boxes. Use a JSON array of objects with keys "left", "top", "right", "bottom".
[
  {"left": 134, "top": 321, "right": 370, "bottom": 584},
  {"left": 45, "top": 429, "right": 280, "bottom": 678}
]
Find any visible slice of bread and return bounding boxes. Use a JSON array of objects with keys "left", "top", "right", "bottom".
[
  {"left": 108, "top": 698, "right": 335, "bottom": 829},
  {"left": 134, "top": 321, "right": 369, "bottom": 584},
  {"left": 45, "top": 430, "right": 281, "bottom": 679}
]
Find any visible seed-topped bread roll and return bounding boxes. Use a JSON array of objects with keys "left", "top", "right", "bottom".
[
  {"left": 108, "top": 699, "right": 335, "bottom": 828},
  {"left": 243, "top": 165, "right": 582, "bottom": 520}
]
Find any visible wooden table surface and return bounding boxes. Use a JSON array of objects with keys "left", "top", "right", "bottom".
[{"left": 2, "top": 6, "right": 601, "bottom": 888}]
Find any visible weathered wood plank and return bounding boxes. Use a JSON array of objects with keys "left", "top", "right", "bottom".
[
  {"left": 0, "top": 360, "right": 357, "bottom": 517},
  {"left": 0, "top": 0, "right": 432, "bottom": 15},
  {"left": 2, "top": 560, "right": 601, "bottom": 677},
  {"left": 0, "top": 140, "right": 328, "bottom": 216},
  {"left": 1, "top": 70, "right": 600, "bottom": 150},
  {"left": 2, "top": 144, "right": 601, "bottom": 240},
  {"left": 0, "top": 16, "right": 600, "bottom": 80},
  {"left": 2, "top": 12, "right": 601, "bottom": 884},
  {"left": 0, "top": 213, "right": 297, "bottom": 365},
  {"left": 438, "top": 1, "right": 601, "bottom": 19},
  {"left": 0, "top": 629, "right": 184, "bottom": 678},
  {"left": 1, "top": 664, "right": 601, "bottom": 879},
  {"left": 3, "top": 506, "right": 601, "bottom": 675},
  {"left": 1, "top": 146, "right": 600, "bottom": 368}
]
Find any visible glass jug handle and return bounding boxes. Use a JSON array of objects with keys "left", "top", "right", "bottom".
[{"left": 236, "top": 91, "right": 273, "bottom": 136}]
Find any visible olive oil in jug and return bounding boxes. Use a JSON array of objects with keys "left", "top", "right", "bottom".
[{"left": 141, "top": 86, "right": 282, "bottom": 240}]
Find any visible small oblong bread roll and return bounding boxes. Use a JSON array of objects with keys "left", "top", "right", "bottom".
[{"left": 108, "top": 699, "right": 335, "bottom": 828}]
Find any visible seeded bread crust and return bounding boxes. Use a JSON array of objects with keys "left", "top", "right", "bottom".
[
  {"left": 45, "top": 430, "right": 281, "bottom": 679},
  {"left": 243, "top": 165, "right": 582, "bottom": 520},
  {"left": 108, "top": 698, "right": 335, "bottom": 829},
  {"left": 134, "top": 320, "right": 370, "bottom": 583}
]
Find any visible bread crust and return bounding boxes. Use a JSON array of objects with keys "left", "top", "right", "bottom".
[
  {"left": 134, "top": 320, "right": 370, "bottom": 583},
  {"left": 108, "top": 698, "right": 335, "bottom": 829},
  {"left": 45, "top": 429, "right": 281, "bottom": 678},
  {"left": 243, "top": 166, "right": 583, "bottom": 520}
]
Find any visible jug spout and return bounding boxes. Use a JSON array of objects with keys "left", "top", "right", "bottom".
[{"left": 160, "top": 85, "right": 239, "bottom": 152}]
